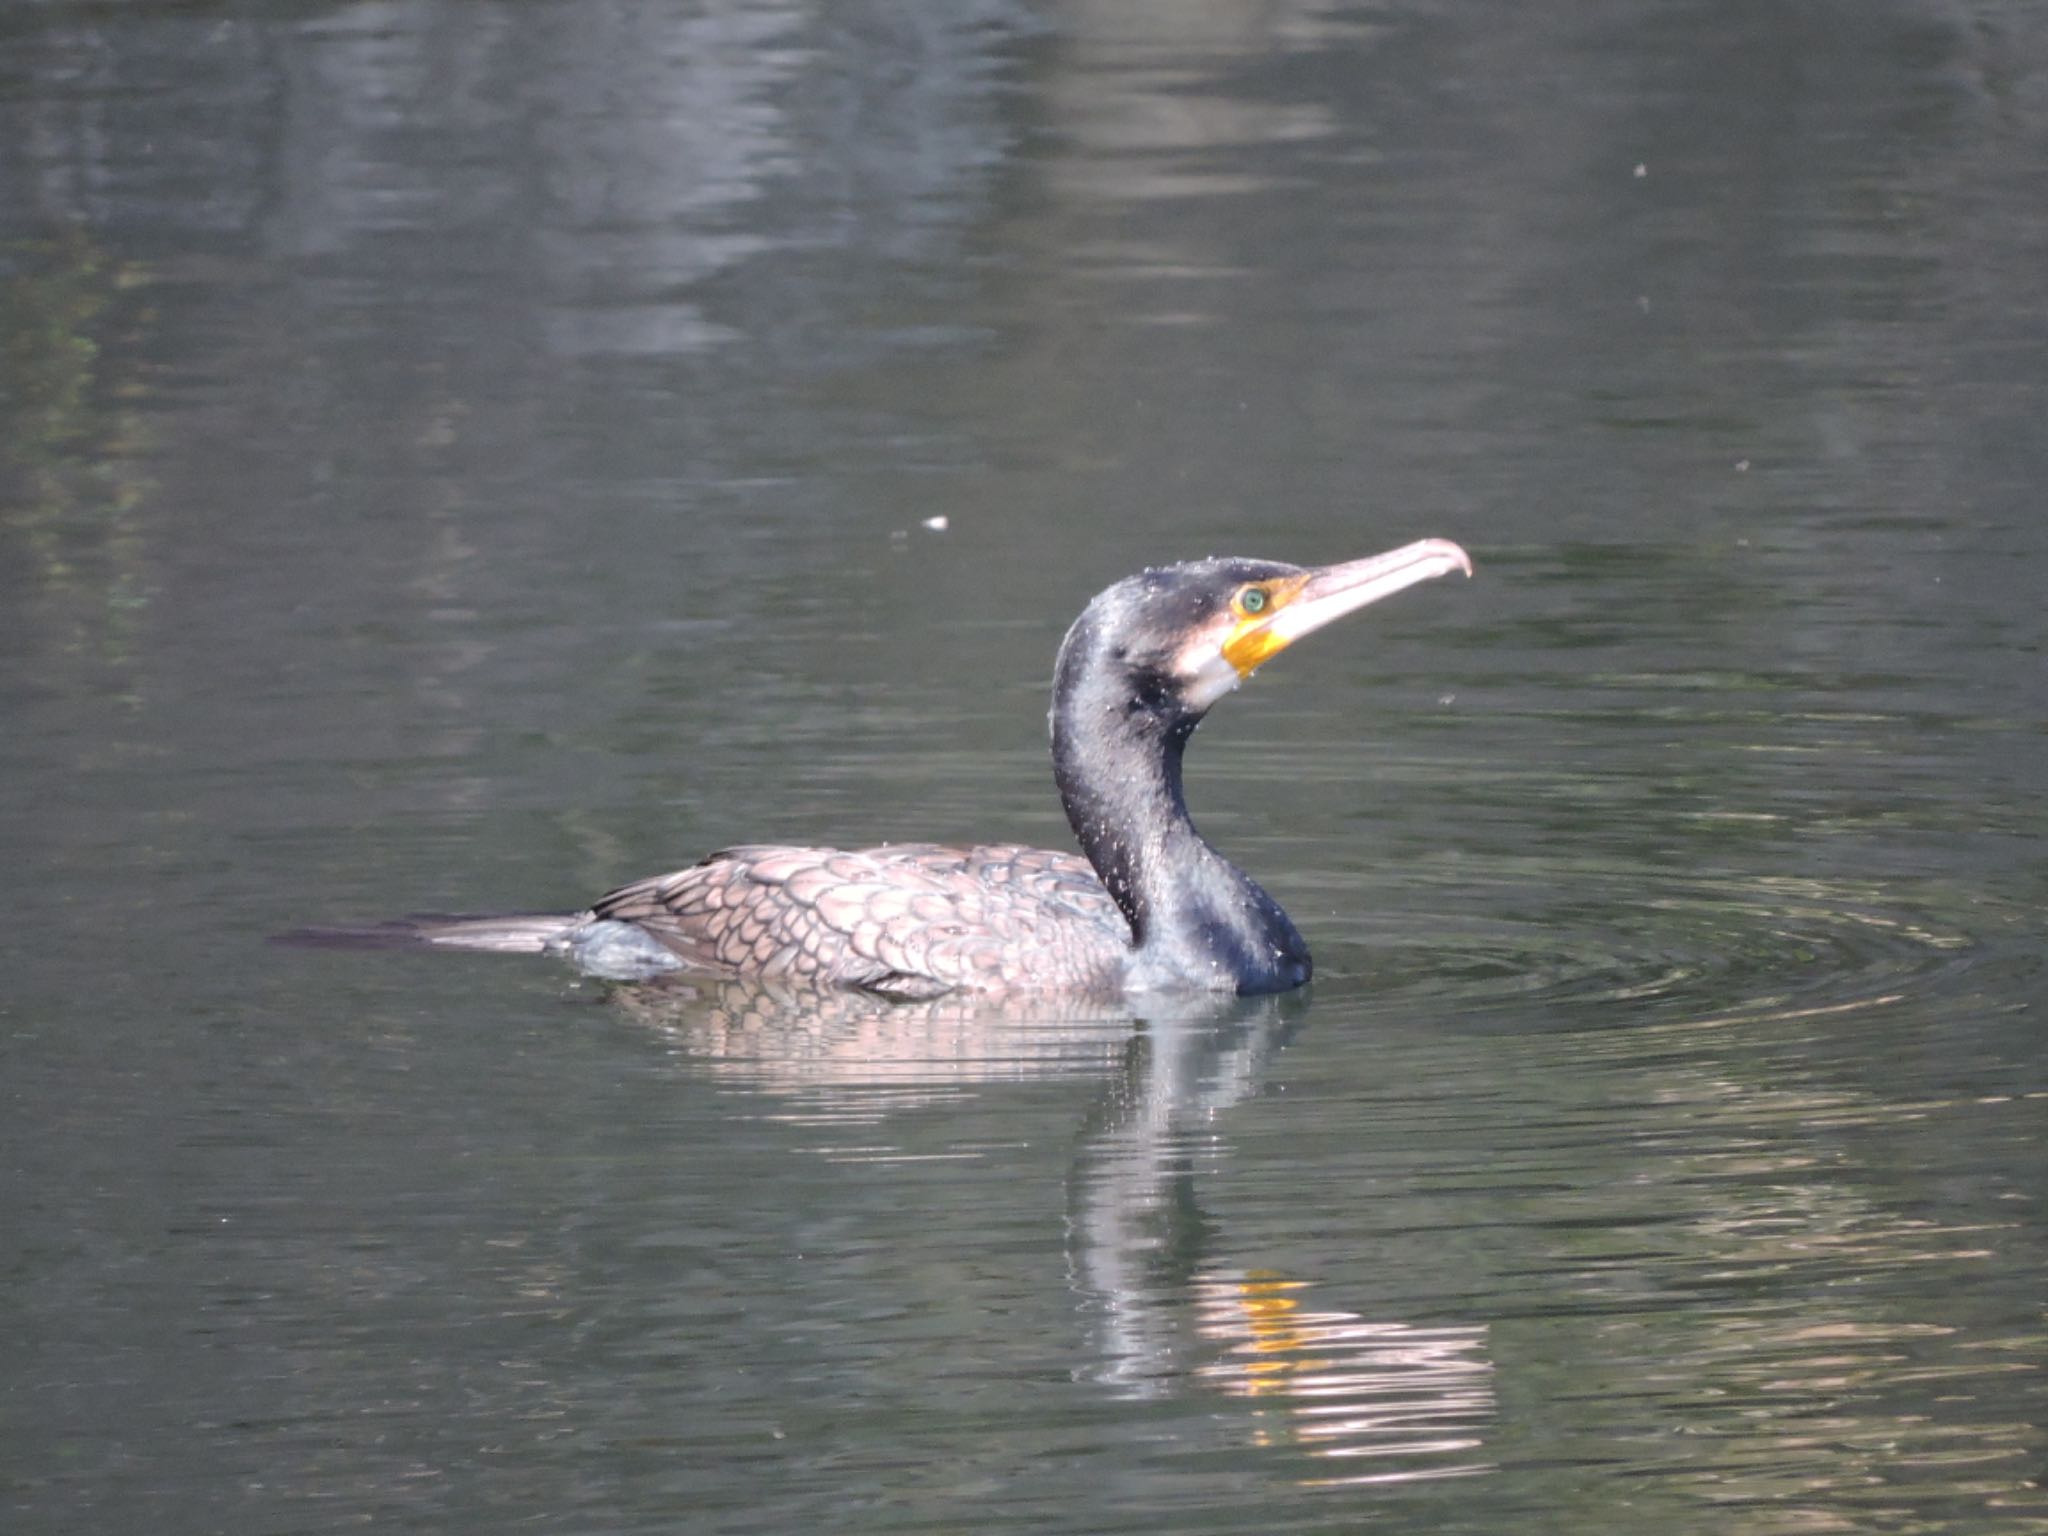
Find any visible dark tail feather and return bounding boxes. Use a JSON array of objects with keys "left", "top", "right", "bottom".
[{"left": 272, "top": 913, "right": 580, "bottom": 955}]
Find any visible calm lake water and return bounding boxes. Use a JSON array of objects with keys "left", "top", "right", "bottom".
[{"left": 4, "top": 2, "right": 2045, "bottom": 1532}]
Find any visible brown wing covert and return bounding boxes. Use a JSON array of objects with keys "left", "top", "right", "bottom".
[{"left": 588, "top": 842, "right": 1128, "bottom": 997}]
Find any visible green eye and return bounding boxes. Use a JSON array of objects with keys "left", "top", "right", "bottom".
[{"left": 1239, "top": 587, "right": 1268, "bottom": 614}]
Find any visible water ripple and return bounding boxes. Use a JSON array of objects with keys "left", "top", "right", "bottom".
[{"left": 1325, "top": 868, "right": 1983, "bottom": 1030}]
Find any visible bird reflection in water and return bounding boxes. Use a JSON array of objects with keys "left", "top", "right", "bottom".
[
  {"left": 1193, "top": 1275, "right": 1493, "bottom": 1484},
  {"left": 614, "top": 979, "right": 1495, "bottom": 1482},
  {"left": 1065, "top": 996, "right": 1496, "bottom": 1483},
  {"left": 608, "top": 976, "right": 1146, "bottom": 1119}
]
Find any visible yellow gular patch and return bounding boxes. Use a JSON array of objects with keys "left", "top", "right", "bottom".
[
  {"left": 1220, "top": 574, "right": 1310, "bottom": 675},
  {"left": 1221, "top": 620, "right": 1288, "bottom": 675}
]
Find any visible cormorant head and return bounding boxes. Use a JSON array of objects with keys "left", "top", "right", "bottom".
[{"left": 1053, "top": 538, "right": 1473, "bottom": 736}]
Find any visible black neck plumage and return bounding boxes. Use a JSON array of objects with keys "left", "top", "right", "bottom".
[{"left": 1049, "top": 625, "right": 1310, "bottom": 995}]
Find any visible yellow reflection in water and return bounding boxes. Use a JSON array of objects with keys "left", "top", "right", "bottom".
[{"left": 1194, "top": 1269, "right": 1495, "bottom": 1485}]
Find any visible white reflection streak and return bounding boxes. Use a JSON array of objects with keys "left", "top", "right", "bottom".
[{"left": 1193, "top": 1274, "right": 1496, "bottom": 1477}]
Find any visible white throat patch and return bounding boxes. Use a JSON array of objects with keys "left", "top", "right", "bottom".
[{"left": 1177, "top": 639, "right": 1243, "bottom": 711}]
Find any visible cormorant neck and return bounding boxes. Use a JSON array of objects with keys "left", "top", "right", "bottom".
[{"left": 1049, "top": 634, "right": 1310, "bottom": 995}]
